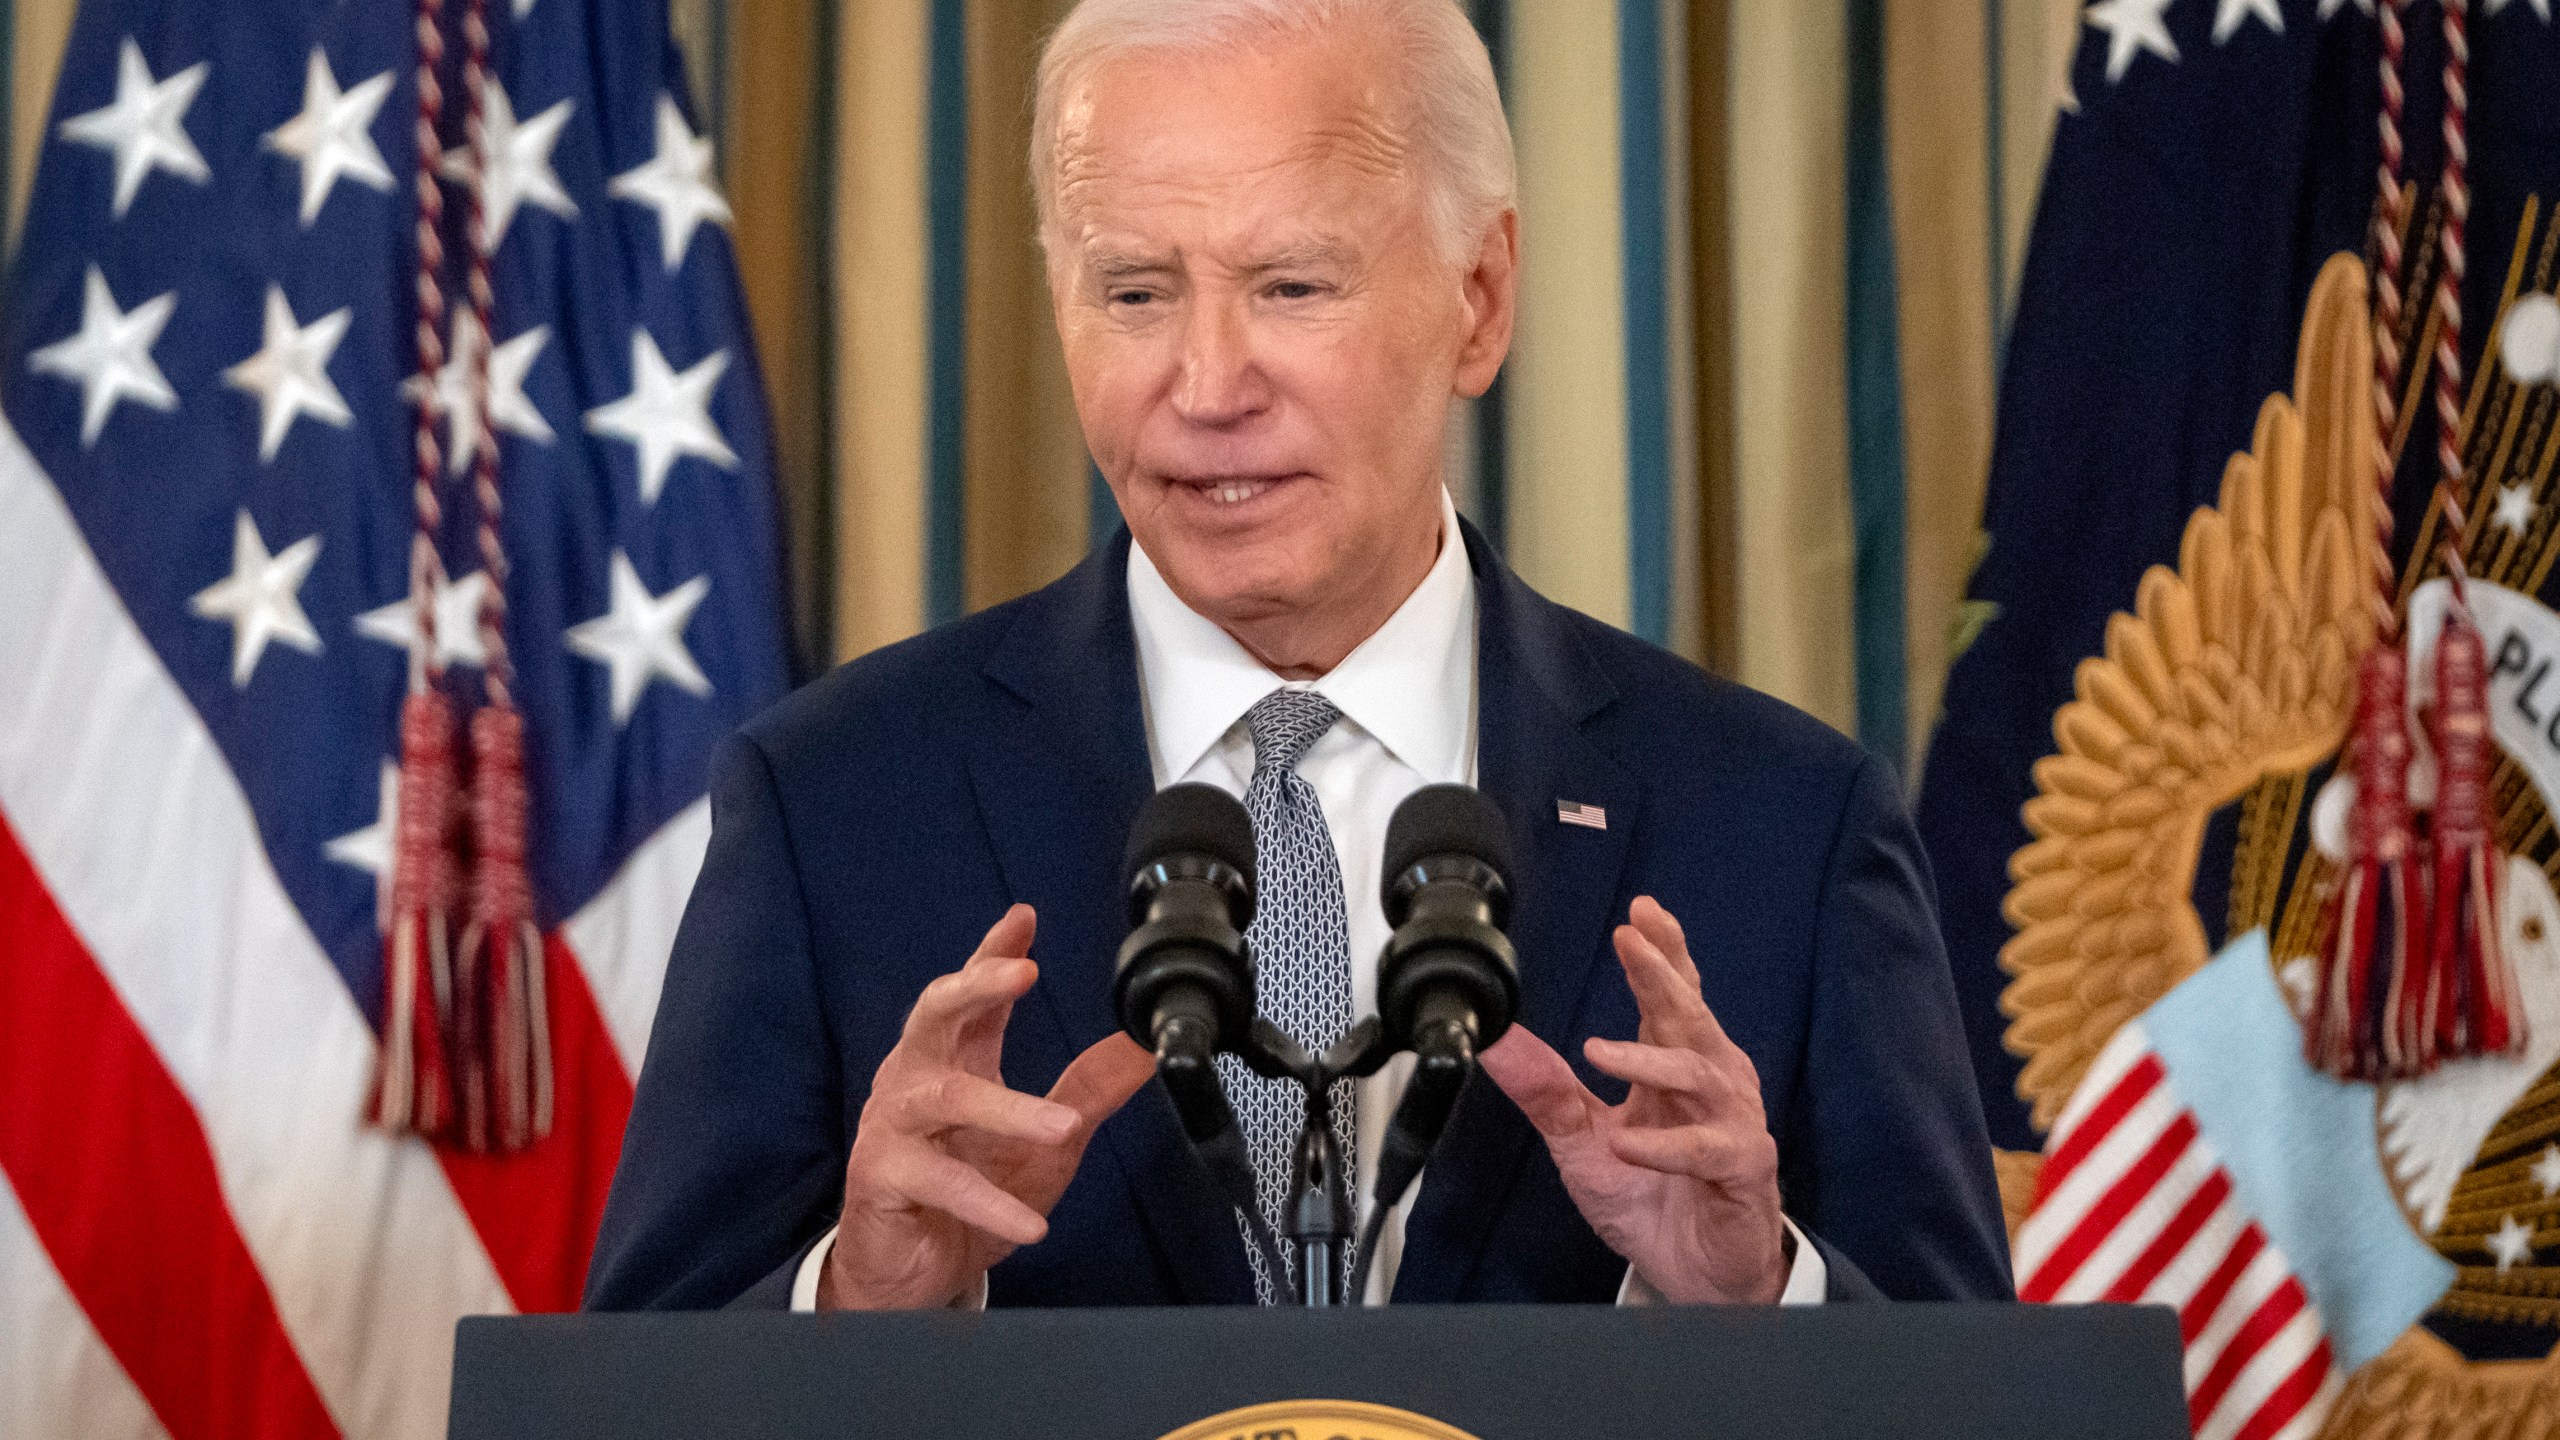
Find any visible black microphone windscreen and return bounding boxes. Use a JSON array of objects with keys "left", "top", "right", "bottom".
[
  {"left": 1382, "top": 784, "right": 1512, "bottom": 897},
  {"left": 1125, "top": 782, "right": 1257, "bottom": 893}
]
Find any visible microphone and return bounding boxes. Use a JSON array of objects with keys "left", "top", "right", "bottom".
[
  {"left": 1347, "top": 783, "right": 1522, "bottom": 1303},
  {"left": 1115, "top": 783, "right": 1258, "bottom": 1082},
  {"left": 1114, "top": 785, "right": 1292, "bottom": 1289},
  {"left": 1378, "top": 784, "right": 1520, "bottom": 1068}
]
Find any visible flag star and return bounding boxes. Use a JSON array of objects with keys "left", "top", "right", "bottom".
[
  {"left": 325, "top": 760, "right": 401, "bottom": 931},
  {"left": 29, "top": 266, "right": 178, "bottom": 446},
  {"left": 2488, "top": 1213, "right": 2537, "bottom": 1272},
  {"left": 221, "top": 285, "right": 354, "bottom": 462},
  {"left": 2487, "top": 0, "right": 2552, "bottom": 20},
  {"left": 566, "top": 551, "right": 713, "bottom": 725},
  {"left": 2497, "top": 483, "right": 2538, "bottom": 537},
  {"left": 2088, "top": 0, "right": 2181, "bottom": 82},
  {"left": 609, "top": 94, "right": 733, "bottom": 272},
  {"left": 584, "top": 331, "right": 738, "bottom": 504},
  {"left": 356, "top": 570, "right": 491, "bottom": 670},
  {"left": 189, "top": 510, "right": 323, "bottom": 688},
  {"left": 440, "top": 81, "right": 578, "bottom": 250},
  {"left": 2319, "top": 0, "right": 2375, "bottom": 16},
  {"left": 402, "top": 311, "right": 556, "bottom": 474},
  {"left": 262, "top": 48, "right": 395, "bottom": 227},
  {"left": 2534, "top": 1145, "right": 2560, "bottom": 1200},
  {"left": 2213, "top": 0, "right": 2283, "bottom": 42},
  {"left": 58, "top": 37, "right": 210, "bottom": 217}
]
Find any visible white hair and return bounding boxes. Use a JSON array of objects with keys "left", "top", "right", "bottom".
[{"left": 1031, "top": 0, "right": 1516, "bottom": 264}]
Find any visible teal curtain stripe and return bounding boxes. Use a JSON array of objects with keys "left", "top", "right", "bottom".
[
  {"left": 1617, "top": 0, "right": 1669, "bottom": 646},
  {"left": 1846, "top": 0, "right": 1909, "bottom": 770},
  {"left": 706, "top": 0, "right": 730, "bottom": 183},
  {"left": 806, "top": 0, "right": 842, "bottom": 673},
  {"left": 1, "top": 0, "right": 14, "bottom": 267},
  {"left": 1984, "top": 0, "right": 2009, "bottom": 351},
  {"left": 1468, "top": 0, "right": 1509, "bottom": 555},
  {"left": 925, "top": 0, "right": 968, "bottom": 625}
]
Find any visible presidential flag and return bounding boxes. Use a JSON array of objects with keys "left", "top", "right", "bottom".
[
  {"left": 0, "top": 0, "right": 790, "bottom": 1434},
  {"left": 1913, "top": 0, "right": 2560, "bottom": 1151}
]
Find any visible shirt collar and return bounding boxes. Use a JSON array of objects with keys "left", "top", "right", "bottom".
[{"left": 1126, "top": 489, "right": 1476, "bottom": 786}]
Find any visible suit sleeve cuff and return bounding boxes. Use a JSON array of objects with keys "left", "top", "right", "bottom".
[
  {"left": 1614, "top": 1215, "right": 1827, "bottom": 1306},
  {"left": 790, "top": 1227, "right": 991, "bottom": 1312}
]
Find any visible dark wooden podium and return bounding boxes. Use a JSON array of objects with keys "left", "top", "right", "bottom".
[{"left": 448, "top": 1302, "right": 2185, "bottom": 1439}]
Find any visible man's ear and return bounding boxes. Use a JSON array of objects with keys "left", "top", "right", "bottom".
[{"left": 1454, "top": 208, "right": 1519, "bottom": 399}]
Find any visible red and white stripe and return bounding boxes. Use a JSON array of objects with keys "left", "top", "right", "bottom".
[
  {"left": 0, "top": 417, "right": 699, "bottom": 1437},
  {"left": 2017, "top": 1025, "right": 2343, "bottom": 1440}
]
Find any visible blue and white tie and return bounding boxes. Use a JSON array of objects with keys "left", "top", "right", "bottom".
[{"left": 1222, "top": 688, "right": 1361, "bottom": 1303}]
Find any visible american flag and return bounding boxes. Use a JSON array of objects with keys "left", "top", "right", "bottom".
[
  {"left": 2013, "top": 931, "right": 2456, "bottom": 1440},
  {"left": 0, "top": 0, "right": 789, "bottom": 1434},
  {"left": 1555, "top": 799, "right": 1607, "bottom": 830}
]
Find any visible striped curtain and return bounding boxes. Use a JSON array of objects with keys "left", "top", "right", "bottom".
[{"left": 1, "top": 0, "right": 2083, "bottom": 752}]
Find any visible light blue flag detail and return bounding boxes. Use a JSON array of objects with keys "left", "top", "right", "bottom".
[{"left": 2144, "top": 930, "right": 2455, "bottom": 1370}]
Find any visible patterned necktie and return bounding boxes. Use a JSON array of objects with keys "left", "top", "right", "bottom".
[{"left": 1222, "top": 688, "right": 1361, "bottom": 1304}]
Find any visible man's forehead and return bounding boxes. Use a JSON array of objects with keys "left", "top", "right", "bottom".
[{"left": 1051, "top": 40, "right": 1416, "bottom": 222}]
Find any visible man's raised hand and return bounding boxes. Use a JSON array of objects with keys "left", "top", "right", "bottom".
[
  {"left": 1477, "top": 896, "right": 1789, "bottom": 1305},
  {"left": 819, "top": 904, "right": 1155, "bottom": 1310}
]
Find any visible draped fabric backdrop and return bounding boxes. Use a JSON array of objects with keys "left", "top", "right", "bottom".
[
  {"left": 0, "top": 7, "right": 2083, "bottom": 1417},
  {"left": 3, "top": 0, "right": 2077, "bottom": 747}
]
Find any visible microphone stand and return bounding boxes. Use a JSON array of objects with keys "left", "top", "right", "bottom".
[
  {"left": 1246, "top": 1017, "right": 1396, "bottom": 1308},
  {"left": 1164, "top": 1018, "right": 1471, "bottom": 1309}
]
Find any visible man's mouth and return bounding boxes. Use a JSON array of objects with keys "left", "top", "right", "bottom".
[{"left": 1176, "top": 474, "right": 1293, "bottom": 506}]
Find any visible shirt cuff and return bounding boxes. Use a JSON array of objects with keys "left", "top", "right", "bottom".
[
  {"left": 789, "top": 1227, "right": 836, "bottom": 1312},
  {"left": 789, "top": 1226, "right": 990, "bottom": 1312},
  {"left": 1614, "top": 1215, "right": 1827, "bottom": 1306}
]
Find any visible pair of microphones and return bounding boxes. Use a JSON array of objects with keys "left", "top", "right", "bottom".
[{"left": 1110, "top": 781, "right": 1521, "bottom": 1303}]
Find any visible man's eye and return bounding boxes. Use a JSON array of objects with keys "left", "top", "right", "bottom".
[
  {"left": 1268, "top": 281, "right": 1321, "bottom": 300},
  {"left": 1108, "top": 289, "right": 1157, "bottom": 307}
]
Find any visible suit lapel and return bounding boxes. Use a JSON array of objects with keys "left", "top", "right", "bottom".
[
  {"left": 969, "top": 533, "right": 1255, "bottom": 1304},
  {"left": 1393, "top": 523, "right": 1639, "bottom": 1302}
]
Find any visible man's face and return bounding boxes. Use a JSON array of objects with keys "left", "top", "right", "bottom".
[{"left": 1048, "top": 28, "right": 1511, "bottom": 644}]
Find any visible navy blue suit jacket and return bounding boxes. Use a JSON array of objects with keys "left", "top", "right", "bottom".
[{"left": 584, "top": 523, "right": 2014, "bottom": 1310}]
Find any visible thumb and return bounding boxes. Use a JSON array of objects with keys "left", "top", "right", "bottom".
[
  {"left": 1479, "top": 1025, "right": 1598, "bottom": 1142},
  {"left": 1048, "top": 1032, "right": 1155, "bottom": 1134}
]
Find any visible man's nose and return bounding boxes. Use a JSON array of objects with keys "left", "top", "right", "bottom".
[{"left": 1169, "top": 297, "right": 1269, "bottom": 427}]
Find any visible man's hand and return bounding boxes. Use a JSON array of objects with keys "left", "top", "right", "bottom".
[
  {"left": 1478, "top": 896, "right": 1788, "bottom": 1305},
  {"left": 819, "top": 904, "right": 1155, "bottom": 1310}
]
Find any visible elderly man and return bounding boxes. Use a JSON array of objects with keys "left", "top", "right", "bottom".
[{"left": 585, "top": 0, "right": 2009, "bottom": 1312}]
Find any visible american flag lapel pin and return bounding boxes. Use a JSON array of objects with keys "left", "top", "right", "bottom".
[{"left": 1556, "top": 799, "right": 1607, "bottom": 830}]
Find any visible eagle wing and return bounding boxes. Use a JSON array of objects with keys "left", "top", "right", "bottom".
[{"left": 1999, "top": 254, "right": 2378, "bottom": 1129}]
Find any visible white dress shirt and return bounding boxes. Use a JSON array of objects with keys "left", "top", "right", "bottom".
[{"left": 792, "top": 491, "right": 1824, "bottom": 1309}]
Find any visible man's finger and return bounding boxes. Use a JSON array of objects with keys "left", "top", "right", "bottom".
[
  {"left": 1605, "top": 1121, "right": 1775, "bottom": 1186},
  {"left": 1613, "top": 923, "right": 1704, "bottom": 1033},
  {"left": 949, "top": 904, "right": 1041, "bottom": 1074},
  {"left": 901, "top": 953, "right": 1038, "bottom": 1062},
  {"left": 1479, "top": 1025, "right": 1599, "bottom": 1141},
  {"left": 1048, "top": 1032, "right": 1156, "bottom": 1131},
  {"left": 1582, "top": 1036, "right": 1740, "bottom": 1115},
  {"left": 1614, "top": 921, "right": 1740, "bottom": 1061},
  {"left": 890, "top": 1068, "right": 1078, "bottom": 1145},
  {"left": 1628, "top": 896, "right": 1701, "bottom": 986},
  {"left": 972, "top": 902, "right": 1038, "bottom": 964},
  {"left": 873, "top": 1143, "right": 1050, "bottom": 1247}
]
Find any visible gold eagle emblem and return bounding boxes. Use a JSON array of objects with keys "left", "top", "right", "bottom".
[{"left": 1999, "top": 200, "right": 2560, "bottom": 1432}]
